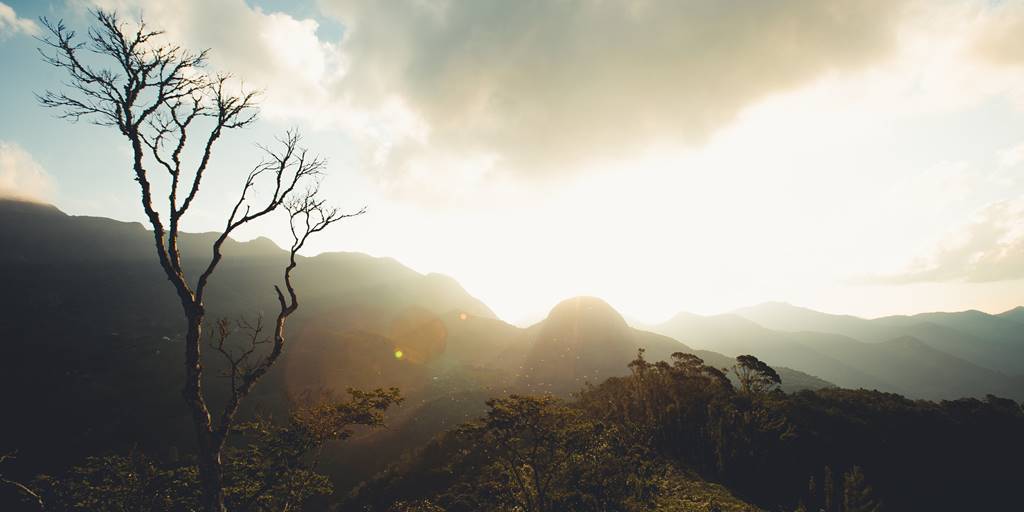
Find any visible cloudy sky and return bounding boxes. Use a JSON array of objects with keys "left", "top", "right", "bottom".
[{"left": 2, "top": 0, "right": 1024, "bottom": 324}]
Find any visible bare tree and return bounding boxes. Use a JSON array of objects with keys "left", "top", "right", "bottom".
[{"left": 37, "top": 11, "right": 361, "bottom": 511}]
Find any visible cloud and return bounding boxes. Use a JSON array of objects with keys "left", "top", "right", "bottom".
[
  {"left": 0, "top": 1, "right": 39, "bottom": 38},
  {"left": 82, "top": 0, "right": 916, "bottom": 186},
  {"left": 80, "top": 0, "right": 344, "bottom": 121},
  {"left": 972, "top": 2, "right": 1024, "bottom": 68},
  {"left": 869, "top": 198, "right": 1024, "bottom": 284},
  {"left": 66, "top": 0, "right": 1024, "bottom": 202},
  {"left": 998, "top": 142, "right": 1024, "bottom": 169},
  {"left": 318, "top": 0, "right": 912, "bottom": 183},
  {"left": 0, "top": 141, "right": 56, "bottom": 202}
]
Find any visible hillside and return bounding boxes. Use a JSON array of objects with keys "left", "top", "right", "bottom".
[
  {"left": 439, "top": 296, "right": 831, "bottom": 395},
  {"left": 347, "top": 356, "right": 1024, "bottom": 512},
  {"left": 0, "top": 200, "right": 827, "bottom": 493},
  {"left": 998, "top": 306, "right": 1024, "bottom": 324},
  {"left": 0, "top": 199, "right": 497, "bottom": 478}
]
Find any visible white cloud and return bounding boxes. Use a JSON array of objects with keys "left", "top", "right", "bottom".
[
  {"left": 318, "top": 0, "right": 915, "bottom": 184},
  {"left": 67, "top": 1, "right": 1024, "bottom": 201},
  {"left": 79, "top": 0, "right": 347, "bottom": 122},
  {"left": 78, "top": 0, "right": 922, "bottom": 190},
  {"left": 0, "top": 141, "right": 55, "bottom": 202},
  {"left": 998, "top": 142, "right": 1024, "bottom": 169},
  {"left": 870, "top": 197, "right": 1024, "bottom": 284},
  {"left": 0, "top": 2, "right": 38, "bottom": 38},
  {"left": 972, "top": 2, "right": 1024, "bottom": 69}
]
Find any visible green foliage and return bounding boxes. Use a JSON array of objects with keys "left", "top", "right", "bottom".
[
  {"left": 579, "top": 349, "right": 792, "bottom": 484},
  {"left": 9, "top": 320, "right": 1023, "bottom": 512},
  {"left": 652, "top": 467, "right": 761, "bottom": 511},
  {"left": 350, "top": 393, "right": 667, "bottom": 512},
  {"left": 354, "top": 352, "right": 1023, "bottom": 512},
  {"left": 797, "top": 465, "right": 882, "bottom": 512},
  {"left": 387, "top": 499, "right": 447, "bottom": 512},
  {"left": 224, "top": 387, "right": 402, "bottom": 511},
  {"left": 841, "top": 466, "right": 881, "bottom": 512},
  {"left": 733, "top": 355, "right": 782, "bottom": 395},
  {"left": 31, "top": 454, "right": 200, "bottom": 511},
  {"left": 29, "top": 388, "right": 402, "bottom": 511},
  {"left": 450, "top": 394, "right": 659, "bottom": 512}
]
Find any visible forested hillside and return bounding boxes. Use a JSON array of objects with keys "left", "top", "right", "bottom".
[
  {"left": 350, "top": 352, "right": 1024, "bottom": 512},
  {"left": 0, "top": 200, "right": 826, "bottom": 506}
]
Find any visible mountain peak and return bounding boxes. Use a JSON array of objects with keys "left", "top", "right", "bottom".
[
  {"left": 742, "top": 301, "right": 810, "bottom": 314},
  {"left": 544, "top": 296, "right": 627, "bottom": 327},
  {"left": 0, "top": 198, "right": 66, "bottom": 217}
]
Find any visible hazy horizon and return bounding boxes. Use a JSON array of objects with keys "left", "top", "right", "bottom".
[{"left": 9, "top": 195, "right": 1022, "bottom": 329}]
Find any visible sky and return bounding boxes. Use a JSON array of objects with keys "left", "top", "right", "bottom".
[{"left": 1, "top": 0, "right": 1024, "bottom": 325}]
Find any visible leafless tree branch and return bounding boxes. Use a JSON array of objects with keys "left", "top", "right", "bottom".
[{"left": 37, "top": 10, "right": 354, "bottom": 512}]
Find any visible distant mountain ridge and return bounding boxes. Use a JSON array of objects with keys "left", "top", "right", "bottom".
[
  {"left": 998, "top": 306, "right": 1024, "bottom": 324},
  {"left": 444, "top": 296, "right": 831, "bottom": 395},
  {"left": 654, "top": 302, "right": 1024, "bottom": 400}
]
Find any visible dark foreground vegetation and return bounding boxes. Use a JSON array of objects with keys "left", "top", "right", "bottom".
[
  {"left": 5, "top": 350, "right": 1022, "bottom": 511},
  {"left": 349, "top": 351, "right": 1024, "bottom": 512}
]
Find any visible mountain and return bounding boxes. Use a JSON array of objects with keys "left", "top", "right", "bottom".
[
  {"left": 732, "top": 302, "right": 892, "bottom": 340},
  {"left": 513, "top": 297, "right": 678, "bottom": 392},
  {"left": 734, "top": 302, "right": 1024, "bottom": 375},
  {"left": 0, "top": 199, "right": 828, "bottom": 491},
  {"left": 317, "top": 296, "right": 833, "bottom": 492},
  {"left": 3, "top": 197, "right": 1015, "bottom": 494},
  {"left": 654, "top": 312, "right": 893, "bottom": 391},
  {"left": 466, "top": 296, "right": 832, "bottom": 395},
  {"left": 656, "top": 303, "right": 1024, "bottom": 400},
  {"left": 879, "top": 309, "right": 1024, "bottom": 345},
  {"left": 0, "top": 199, "right": 498, "bottom": 477},
  {"left": 997, "top": 306, "right": 1024, "bottom": 325}
]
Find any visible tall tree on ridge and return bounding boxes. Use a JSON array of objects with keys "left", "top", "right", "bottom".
[{"left": 37, "top": 10, "right": 362, "bottom": 511}]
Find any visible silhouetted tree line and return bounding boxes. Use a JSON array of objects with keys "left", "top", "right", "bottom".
[{"left": 349, "top": 351, "right": 1024, "bottom": 512}]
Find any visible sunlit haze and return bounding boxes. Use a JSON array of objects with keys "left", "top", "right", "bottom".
[{"left": 2, "top": 0, "right": 1024, "bottom": 325}]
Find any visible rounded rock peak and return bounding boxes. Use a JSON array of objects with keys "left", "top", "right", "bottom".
[{"left": 544, "top": 296, "right": 627, "bottom": 328}]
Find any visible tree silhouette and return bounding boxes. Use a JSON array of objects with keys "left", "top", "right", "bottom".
[
  {"left": 842, "top": 466, "right": 881, "bottom": 512},
  {"left": 733, "top": 355, "right": 782, "bottom": 394},
  {"left": 37, "top": 10, "right": 360, "bottom": 511},
  {"left": 454, "top": 395, "right": 654, "bottom": 512}
]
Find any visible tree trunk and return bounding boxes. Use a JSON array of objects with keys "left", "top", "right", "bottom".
[
  {"left": 182, "top": 307, "right": 227, "bottom": 512},
  {"left": 195, "top": 438, "right": 226, "bottom": 512},
  {"left": 196, "top": 434, "right": 226, "bottom": 512}
]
